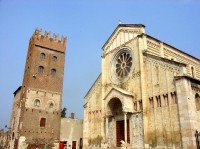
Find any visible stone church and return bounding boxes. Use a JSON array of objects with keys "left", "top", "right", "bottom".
[{"left": 83, "top": 24, "right": 200, "bottom": 149}]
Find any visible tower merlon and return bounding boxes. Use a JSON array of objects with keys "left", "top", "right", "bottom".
[{"left": 30, "top": 28, "right": 67, "bottom": 53}]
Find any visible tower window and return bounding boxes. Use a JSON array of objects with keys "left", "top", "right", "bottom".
[
  {"left": 51, "top": 68, "right": 56, "bottom": 76},
  {"left": 40, "top": 53, "right": 45, "bottom": 59},
  {"left": 34, "top": 99, "right": 40, "bottom": 106},
  {"left": 38, "top": 66, "right": 44, "bottom": 73},
  {"left": 52, "top": 56, "right": 57, "bottom": 62},
  {"left": 49, "top": 103, "right": 54, "bottom": 108},
  {"left": 40, "top": 118, "right": 46, "bottom": 127}
]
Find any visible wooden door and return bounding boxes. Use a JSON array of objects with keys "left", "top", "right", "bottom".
[
  {"left": 116, "top": 120, "right": 130, "bottom": 147},
  {"left": 116, "top": 120, "right": 124, "bottom": 147},
  {"left": 72, "top": 141, "right": 76, "bottom": 149}
]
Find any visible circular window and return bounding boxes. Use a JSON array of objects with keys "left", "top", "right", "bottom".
[
  {"left": 115, "top": 52, "right": 132, "bottom": 78},
  {"left": 111, "top": 48, "right": 133, "bottom": 83}
]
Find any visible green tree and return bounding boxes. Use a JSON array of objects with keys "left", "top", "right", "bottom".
[{"left": 61, "top": 107, "right": 67, "bottom": 118}]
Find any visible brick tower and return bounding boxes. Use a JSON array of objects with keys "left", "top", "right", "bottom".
[{"left": 9, "top": 29, "right": 66, "bottom": 149}]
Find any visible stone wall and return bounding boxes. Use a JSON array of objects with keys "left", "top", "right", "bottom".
[
  {"left": 146, "top": 35, "right": 200, "bottom": 79},
  {"left": 60, "top": 118, "right": 83, "bottom": 149},
  {"left": 144, "top": 53, "right": 183, "bottom": 148},
  {"left": 130, "top": 112, "right": 144, "bottom": 148},
  {"left": 83, "top": 75, "right": 103, "bottom": 148}
]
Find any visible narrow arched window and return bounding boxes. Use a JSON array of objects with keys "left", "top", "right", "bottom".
[
  {"left": 49, "top": 103, "right": 54, "bottom": 108},
  {"left": 51, "top": 68, "right": 56, "bottom": 76},
  {"left": 38, "top": 66, "right": 44, "bottom": 73},
  {"left": 52, "top": 56, "right": 57, "bottom": 62},
  {"left": 195, "top": 93, "right": 200, "bottom": 111},
  {"left": 12, "top": 132, "right": 15, "bottom": 139},
  {"left": 34, "top": 99, "right": 40, "bottom": 106},
  {"left": 191, "top": 67, "right": 194, "bottom": 78},
  {"left": 40, "top": 53, "right": 45, "bottom": 59}
]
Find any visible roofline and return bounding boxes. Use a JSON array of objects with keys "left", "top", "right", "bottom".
[
  {"left": 102, "top": 87, "right": 133, "bottom": 101},
  {"left": 13, "top": 86, "right": 22, "bottom": 96},
  {"left": 174, "top": 75, "right": 200, "bottom": 83},
  {"left": 144, "top": 33, "right": 200, "bottom": 62},
  {"left": 143, "top": 52, "right": 187, "bottom": 67},
  {"left": 102, "top": 24, "right": 145, "bottom": 50},
  {"left": 84, "top": 73, "right": 101, "bottom": 99}
]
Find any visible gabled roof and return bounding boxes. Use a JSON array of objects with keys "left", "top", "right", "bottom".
[
  {"left": 103, "top": 87, "right": 133, "bottom": 101},
  {"left": 145, "top": 34, "right": 200, "bottom": 62},
  {"left": 84, "top": 73, "right": 101, "bottom": 99},
  {"left": 102, "top": 24, "right": 199, "bottom": 62},
  {"left": 102, "top": 24, "right": 145, "bottom": 50}
]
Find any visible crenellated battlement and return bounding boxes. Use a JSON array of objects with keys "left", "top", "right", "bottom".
[{"left": 30, "top": 28, "right": 66, "bottom": 53}]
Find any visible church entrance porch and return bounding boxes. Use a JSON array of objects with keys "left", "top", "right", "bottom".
[{"left": 106, "top": 97, "right": 131, "bottom": 147}]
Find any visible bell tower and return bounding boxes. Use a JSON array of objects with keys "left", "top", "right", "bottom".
[{"left": 9, "top": 29, "right": 66, "bottom": 149}]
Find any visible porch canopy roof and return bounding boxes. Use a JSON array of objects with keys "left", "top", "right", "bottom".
[{"left": 103, "top": 87, "right": 134, "bottom": 116}]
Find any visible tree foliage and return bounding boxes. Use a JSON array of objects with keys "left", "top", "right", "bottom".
[{"left": 61, "top": 107, "right": 67, "bottom": 118}]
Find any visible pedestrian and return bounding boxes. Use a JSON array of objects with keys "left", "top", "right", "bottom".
[{"left": 42, "top": 144, "right": 48, "bottom": 149}]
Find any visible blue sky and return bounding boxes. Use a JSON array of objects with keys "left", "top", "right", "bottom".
[{"left": 0, "top": 0, "right": 200, "bottom": 129}]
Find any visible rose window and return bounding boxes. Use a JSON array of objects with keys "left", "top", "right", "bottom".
[
  {"left": 115, "top": 52, "right": 132, "bottom": 78},
  {"left": 110, "top": 48, "right": 133, "bottom": 84}
]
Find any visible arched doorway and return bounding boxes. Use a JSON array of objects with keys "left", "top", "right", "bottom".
[{"left": 106, "top": 97, "right": 130, "bottom": 147}]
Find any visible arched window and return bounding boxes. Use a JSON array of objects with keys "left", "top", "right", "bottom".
[
  {"left": 164, "top": 94, "right": 169, "bottom": 106},
  {"left": 156, "top": 95, "right": 161, "bottom": 107},
  {"left": 34, "top": 99, "right": 40, "bottom": 106},
  {"left": 49, "top": 103, "right": 54, "bottom": 108},
  {"left": 52, "top": 56, "right": 57, "bottom": 62},
  {"left": 40, "top": 53, "right": 45, "bottom": 59},
  {"left": 12, "top": 132, "right": 15, "bottom": 140},
  {"left": 195, "top": 93, "right": 200, "bottom": 111},
  {"left": 51, "top": 68, "right": 56, "bottom": 76},
  {"left": 38, "top": 66, "right": 44, "bottom": 73},
  {"left": 191, "top": 67, "right": 195, "bottom": 78}
]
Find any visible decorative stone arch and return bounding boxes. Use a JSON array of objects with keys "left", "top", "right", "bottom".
[
  {"left": 104, "top": 87, "right": 134, "bottom": 116},
  {"left": 107, "top": 97, "right": 123, "bottom": 116}
]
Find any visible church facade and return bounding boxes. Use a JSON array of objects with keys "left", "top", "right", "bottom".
[{"left": 83, "top": 24, "right": 200, "bottom": 149}]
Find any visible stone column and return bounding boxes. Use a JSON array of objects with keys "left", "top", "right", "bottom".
[
  {"left": 175, "top": 77, "right": 197, "bottom": 148},
  {"left": 124, "top": 112, "right": 127, "bottom": 143},
  {"left": 106, "top": 116, "right": 108, "bottom": 140}
]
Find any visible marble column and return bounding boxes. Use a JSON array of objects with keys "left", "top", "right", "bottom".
[
  {"left": 106, "top": 116, "right": 108, "bottom": 140},
  {"left": 124, "top": 112, "right": 127, "bottom": 143}
]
